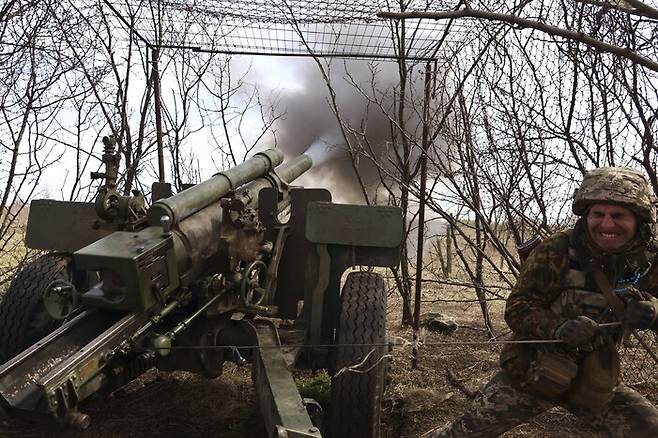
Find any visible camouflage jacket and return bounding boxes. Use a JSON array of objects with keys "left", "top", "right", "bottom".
[{"left": 500, "top": 228, "right": 658, "bottom": 383}]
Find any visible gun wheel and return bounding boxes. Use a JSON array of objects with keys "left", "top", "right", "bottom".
[
  {"left": 0, "top": 254, "right": 72, "bottom": 364},
  {"left": 330, "top": 271, "right": 387, "bottom": 438}
]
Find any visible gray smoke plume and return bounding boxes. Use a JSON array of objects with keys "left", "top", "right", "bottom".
[
  {"left": 251, "top": 56, "right": 424, "bottom": 204},
  {"left": 248, "top": 54, "right": 450, "bottom": 252}
]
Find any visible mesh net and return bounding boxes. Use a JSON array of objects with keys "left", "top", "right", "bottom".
[
  {"left": 103, "top": 0, "right": 472, "bottom": 60},
  {"left": 621, "top": 330, "right": 658, "bottom": 402}
]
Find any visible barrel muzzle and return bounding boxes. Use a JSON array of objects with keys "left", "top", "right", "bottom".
[{"left": 275, "top": 154, "right": 313, "bottom": 184}]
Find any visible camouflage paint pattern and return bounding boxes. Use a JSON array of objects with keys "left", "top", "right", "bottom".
[
  {"left": 427, "top": 226, "right": 658, "bottom": 437},
  {"left": 504, "top": 232, "right": 573, "bottom": 341},
  {"left": 572, "top": 167, "right": 657, "bottom": 222}
]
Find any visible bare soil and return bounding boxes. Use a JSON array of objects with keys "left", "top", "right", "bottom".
[
  {"left": 0, "top": 283, "right": 655, "bottom": 438},
  {"left": 382, "top": 294, "right": 607, "bottom": 438}
]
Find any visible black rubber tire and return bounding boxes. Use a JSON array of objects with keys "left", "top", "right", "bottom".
[
  {"left": 330, "top": 272, "right": 387, "bottom": 438},
  {"left": 0, "top": 253, "right": 71, "bottom": 364}
]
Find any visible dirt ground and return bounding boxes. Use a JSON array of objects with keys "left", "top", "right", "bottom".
[
  {"left": 0, "top": 283, "right": 656, "bottom": 438},
  {"left": 382, "top": 296, "right": 605, "bottom": 438}
]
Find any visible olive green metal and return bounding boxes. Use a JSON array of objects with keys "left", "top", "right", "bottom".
[
  {"left": 92, "top": 135, "right": 147, "bottom": 222},
  {"left": 43, "top": 280, "right": 78, "bottom": 320},
  {"left": 275, "top": 154, "right": 313, "bottom": 186},
  {"left": 0, "top": 309, "right": 122, "bottom": 418},
  {"left": 72, "top": 153, "right": 309, "bottom": 314},
  {"left": 148, "top": 149, "right": 284, "bottom": 226},
  {"left": 1, "top": 151, "right": 405, "bottom": 437},
  {"left": 151, "top": 181, "right": 173, "bottom": 202},
  {"left": 26, "top": 135, "right": 148, "bottom": 254},
  {"left": 25, "top": 200, "right": 111, "bottom": 252},
  {"left": 252, "top": 321, "right": 322, "bottom": 438},
  {"left": 150, "top": 335, "right": 172, "bottom": 357},
  {"left": 90, "top": 136, "right": 120, "bottom": 189},
  {"left": 130, "top": 299, "right": 181, "bottom": 343},
  {"left": 231, "top": 154, "right": 312, "bottom": 210},
  {"left": 305, "top": 202, "right": 403, "bottom": 248},
  {"left": 166, "top": 202, "right": 223, "bottom": 279},
  {"left": 74, "top": 227, "right": 179, "bottom": 312}
]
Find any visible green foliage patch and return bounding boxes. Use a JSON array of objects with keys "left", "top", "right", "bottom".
[{"left": 295, "top": 370, "right": 331, "bottom": 407}]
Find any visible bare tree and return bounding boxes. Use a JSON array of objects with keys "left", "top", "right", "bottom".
[{"left": 0, "top": 1, "right": 83, "bottom": 284}]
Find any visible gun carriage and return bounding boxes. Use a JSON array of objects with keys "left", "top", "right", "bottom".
[{"left": 0, "top": 137, "right": 402, "bottom": 438}]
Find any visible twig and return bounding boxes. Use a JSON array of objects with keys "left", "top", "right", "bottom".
[{"left": 445, "top": 367, "right": 478, "bottom": 398}]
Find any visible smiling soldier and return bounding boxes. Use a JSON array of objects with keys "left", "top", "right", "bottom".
[{"left": 424, "top": 167, "right": 658, "bottom": 437}]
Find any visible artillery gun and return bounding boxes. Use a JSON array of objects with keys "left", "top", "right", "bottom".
[{"left": 0, "top": 140, "right": 402, "bottom": 438}]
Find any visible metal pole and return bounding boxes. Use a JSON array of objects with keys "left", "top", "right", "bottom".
[
  {"left": 412, "top": 62, "right": 433, "bottom": 369},
  {"left": 152, "top": 47, "right": 165, "bottom": 182}
]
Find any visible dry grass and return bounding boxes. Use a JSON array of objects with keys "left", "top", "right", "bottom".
[{"left": 383, "top": 287, "right": 607, "bottom": 437}]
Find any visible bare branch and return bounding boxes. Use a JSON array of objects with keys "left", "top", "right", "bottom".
[{"left": 377, "top": 9, "right": 658, "bottom": 72}]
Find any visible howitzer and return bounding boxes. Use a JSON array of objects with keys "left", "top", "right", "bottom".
[{"left": 0, "top": 145, "right": 403, "bottom": 437}]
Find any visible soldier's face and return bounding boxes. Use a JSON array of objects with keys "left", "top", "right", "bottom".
[{"left": 586, "top": 203, "right": 637, "bottom": 251}]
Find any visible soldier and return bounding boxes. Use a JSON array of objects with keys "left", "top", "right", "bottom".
[{"left": 424, "top": 167, "right": 658, "bottom": 437}]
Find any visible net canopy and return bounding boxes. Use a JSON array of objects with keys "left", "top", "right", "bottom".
[{"left": 103, "top": 0, "right": 474, "bottom": 61}]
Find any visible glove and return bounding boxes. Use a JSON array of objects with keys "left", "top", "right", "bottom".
[
  {"left": 624, "top": 299, "right": 658, "bottom": 329},
  {"left": 554, "top": 316, "right": 598, "bottom": 348}
]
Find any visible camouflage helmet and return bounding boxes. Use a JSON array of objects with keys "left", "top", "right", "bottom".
[{"left": 572, "top": 167, "right": 657, "bottom": 223}]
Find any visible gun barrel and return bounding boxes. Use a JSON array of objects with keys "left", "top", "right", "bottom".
[
  {"left": 233, "top": 154, "right": 313, "bottom": 211},
  {"left": 275, "top": 154, "right": 312, "bottom": 184},
  {"left": 148, "top": 149, "right": 284, "bottom": 225}
]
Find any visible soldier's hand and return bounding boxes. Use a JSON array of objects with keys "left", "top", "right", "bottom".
[
  {"left": 554, "top": 316, "right": 598, "bottom": 348},
  {"left": 624, "top": 299, "right": 658, "bottom": 329}
]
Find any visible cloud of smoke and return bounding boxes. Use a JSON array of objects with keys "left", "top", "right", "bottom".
[
  {"left": 303, "top": 139, "right": 343, "bottom": 167},
  {"left": 248, "top": 55, "right": 422, "bottom": 204}
]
